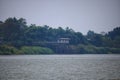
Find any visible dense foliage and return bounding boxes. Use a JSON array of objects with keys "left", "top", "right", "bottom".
[
  {"left": 0, "top": 17, "right": 120, "bottom": 54},
  {"left": 0, "top": 45, "right": 54, "bottom": 55},
  {"left": 20, "top": 46, "right": 54, "bottom": 54}
]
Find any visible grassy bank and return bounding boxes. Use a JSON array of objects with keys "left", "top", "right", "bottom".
[
  {"left": 0, "top": 44, "right": 120, "bottom": 55},
  {"left": 0, "top": 45, "right": 54, "bottom": 55},
  {"left": 69, "top": 44, "right": 120, "bottom": 54}
]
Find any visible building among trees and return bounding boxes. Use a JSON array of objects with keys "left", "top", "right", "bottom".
[{"left": 57, "top": 38, "right": 70, "bottom": 44}]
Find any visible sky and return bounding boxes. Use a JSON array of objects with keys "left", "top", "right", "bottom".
[{"left": 0, "top": 0, "right": 120, "bottom": 34}]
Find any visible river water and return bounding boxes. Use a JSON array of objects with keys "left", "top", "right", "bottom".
[{"left": 0, "top": 54, "right": 120, "bottom": 80}]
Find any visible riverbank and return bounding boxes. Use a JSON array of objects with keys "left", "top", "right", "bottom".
[{"left": 0, "top": 45, "right": 120, "bottom": 55}]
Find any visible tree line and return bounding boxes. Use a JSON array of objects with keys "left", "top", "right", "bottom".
[{"left": 0, "top": 17, "right": 120, "bottom": 54}]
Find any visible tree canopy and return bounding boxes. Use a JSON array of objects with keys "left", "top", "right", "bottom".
[{"left": 0, "top": 17, "right": 120, "bottom": 54}]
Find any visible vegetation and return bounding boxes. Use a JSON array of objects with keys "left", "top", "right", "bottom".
[
  {"left": 69, "top": 44, "right": 120, "bottom": 54},
  {"left": 0, "top": 45, "right": 54, "bottom": 55},
  {"left": 0, "top": 17, "right": 120, "bottom": 54},
  {"left": 20, "top": 46, "right": 54, "bottom": 54},
  {"left": 0, "top": 45, "right": 20, "bottom": 55}
]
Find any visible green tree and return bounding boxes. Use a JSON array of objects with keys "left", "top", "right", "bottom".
[
  {"left": 0, "top": 17, "right": 27, "bottom": 46},
  {"left": 86, "top": 30, "right": 103, "bottom": 46}
]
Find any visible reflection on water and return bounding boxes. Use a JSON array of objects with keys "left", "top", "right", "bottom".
[{"left": 0, "top": 54, "right": 120, "bottom": 80}]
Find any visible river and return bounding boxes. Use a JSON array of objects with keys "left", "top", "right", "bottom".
[{"left": 0, "top": 54, "right": 120, "bottom": 80}]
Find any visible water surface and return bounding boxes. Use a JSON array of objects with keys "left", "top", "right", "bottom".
[{"left": 0, "top": 54, "right": 120, "bottom": 80}]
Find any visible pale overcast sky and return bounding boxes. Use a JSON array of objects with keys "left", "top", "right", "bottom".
[{"left": 0, "top": 0, "right": 120, "bottom": 34}]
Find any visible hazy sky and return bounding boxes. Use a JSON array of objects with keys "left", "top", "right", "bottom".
[{"left": 0, "top": 0, "right": 120, "bottom": 34}]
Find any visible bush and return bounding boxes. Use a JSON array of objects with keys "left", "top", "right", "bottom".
[
  {"left": 77, "top": 44, "right": 97, "bottom": 54},
  {"left": 107, "top": 47, "right": 120, "bottom": 54},
  {"left": 70, "top": 44, "right": 120, "bottom": 54},
  {"left": 20, "top": 46, "right": 54, "bottom": 54},
  {"left": 0, "top": 45, "right": 54, "bottom": 55},
  {"left": 0, "top": 45, "right": 20, "bottom": 55}
]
